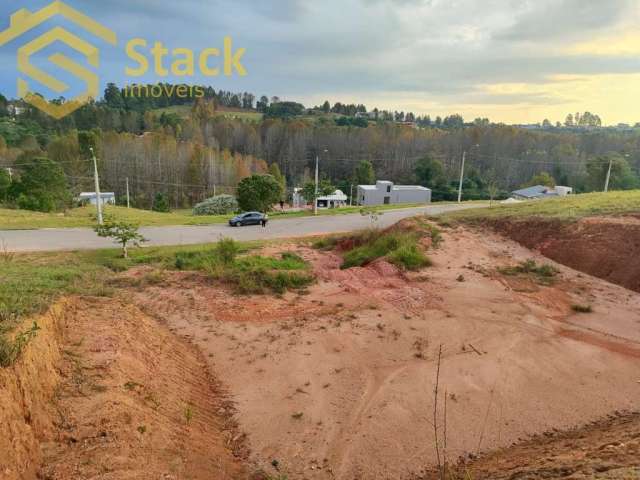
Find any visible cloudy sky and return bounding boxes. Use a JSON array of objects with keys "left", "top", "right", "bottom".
[{"left": 1, "top": 0, "right": 639, "bottom": 124}]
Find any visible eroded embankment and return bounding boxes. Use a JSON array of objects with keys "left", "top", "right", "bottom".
[
  {"left": 488, "top": 215, "right": 640, "bottom": 292},
  {"left": 0, "top": 298, "right": 248, "bottom": 480},
  {"left": 0, "top": 302, "right": 65, "bottom": 480}
]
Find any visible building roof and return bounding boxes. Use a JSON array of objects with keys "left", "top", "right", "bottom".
[
  {"left": 78, "top": 192, "right": 116, "bottom": 198},
  {"left": 358, "top": 185, "right": 378, "bottom": 190},
  {"left": 317, "top": 190, "right": 348, "bottom": 201},
  {"left": 393, "top": 185, "right": 430, "bottom": 191},
  {"left": 511, "top": 185, "right": 557, "bottom": 199}
]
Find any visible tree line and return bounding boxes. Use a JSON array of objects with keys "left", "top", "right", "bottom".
[{"left": 1, "top": 84, "right": 639, "bottom": 212}]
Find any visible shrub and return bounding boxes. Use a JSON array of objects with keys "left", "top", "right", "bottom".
[
  {"left": 571, "top": 304, "right": 593, "bottom": 313},
  {"left": 193, "top": 195, "right": 238, "bottom": 216},
  {"left": 388, "top": 244, "right": 431, "bottom": 271},
  {"left": 215, "top": 237, "right": 239, "bottom": 264},
  {"left": 152, "top": 192, "right": 170, "bottom": 212}
]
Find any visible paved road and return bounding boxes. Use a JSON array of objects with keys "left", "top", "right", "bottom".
[{"left": 0, "top": 204, "right": 483, "bottom": 252}]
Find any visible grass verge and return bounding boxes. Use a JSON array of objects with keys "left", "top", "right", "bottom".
[
  {"left": 0, "top": 202, "right": 430, "bottom": 230},
  {"left": 436, "top": 190, "right": 640, "bottom": 225}
]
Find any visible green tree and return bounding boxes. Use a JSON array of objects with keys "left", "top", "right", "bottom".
[
  {"left": 94, "top": 217, "right": 146, "bottom": 258},
  {"left": 414, "top": 155, "right": 452, "bottom": 201},
  {"left": 152, "top": 192, "right": 171, "bottom": 212},
  {"left": 523, "top": 172, "right": 556, "bottom": 188},
  {"left": 0, "top": 168, "right": 10, "bottom": 202},
  {"left": 586, "top": 153, "right": 639, "bottom": 191},
  {"left": 302, "top": 179, "right": 335, "bottom": 205},
  {"left": 236, "top": 174, "right": 283, "bottom": 212},
  {"left": 268, "top": 162, "right": 286, "bottom": 199},
  {"left": 353, "top": 160, "right": 376, "bottom": 185},
  {"left": 13, "top": 157, "right": 71, "bottom": 212}
]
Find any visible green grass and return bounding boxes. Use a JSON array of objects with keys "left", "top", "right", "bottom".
[
  {"left": 0, "top": 202, "right": 430, "bottom": 230},
  {"left": 0, "top": 237, "right": 310, "bottom": 366},
  {"left": 323, "top": 218, "right": 440, "bottom": 271},
  {"left": 437, "top": 190, "right": 640, "bottom": 224},
  {"left": 152, "top": 105, "right": 263, "bottom": 122},
  {"left": 498, "top": 259, "right": 559, "bottom": 285}
]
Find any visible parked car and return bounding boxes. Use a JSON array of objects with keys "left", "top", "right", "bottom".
[{"left": 228, "top": 212, "right": 267, "bottom": 227}]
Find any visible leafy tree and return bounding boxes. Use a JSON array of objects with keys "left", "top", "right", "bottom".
[
  {"left": 414, "top": 155, "right": 452, "bottom": 201},
  {"left": 236, "top": 174, "right": 282, "bottom": 212},
  {"left": 104, "top": 83, "right": 124, "bottom": 109},
  {"left": 264, "top": 101, "right": 305, "bottom": 119},
  {"left": 13, "top": 157, "right": 71, "bottom": 212},
  {"left": 523, "top": 172, "right": 556, "bottom": 188},
  {"left": 322, "top": 100, "right": 331, "bottom": 113},
  {"left": 94, "top": 217, "right": 146, "bottom": 258},
  {"left": 256, "top": 95, "right": 269, "bottom": 112},
  {"left": 586, "top": 153, "right": 639, "bottom": 191},
  {"left": 0, "top": 168, "right": 10, "bottom": 202},
  {"left": 152, "top": 192, "right": 171, "bottom": 212},
  {"left": 353, "top": 160, "right": 375, "bottom": 185},
  {"left": 268, "top": 162, "right": 286, "bottom": 199},
  {"left": 302, "top": 179, "right": 335, "bottom": 205}
]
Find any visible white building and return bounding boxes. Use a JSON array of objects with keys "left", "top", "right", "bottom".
[
  {"left": 357, "top": 181, "right": 431, "bottom": 206},
  {"left": 78, "top": 192, "right": 116, "bottom": 206},
  {"left": 292, "top": 188, "right": 348, "bottom": 209},
  {"left": 316, "top": 189, "right": 348, "bottom": 209}
]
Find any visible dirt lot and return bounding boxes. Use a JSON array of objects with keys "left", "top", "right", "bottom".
[
  {"left": 489, "top": 215, "right": 640, "bottom": 293},
  {"left": 126, "top": 223, "right": 640, "bottom": 479}
]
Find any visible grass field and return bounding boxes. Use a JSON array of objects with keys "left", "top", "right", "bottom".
[
  {"left": 437, "top": 190, "right": 640, "bottom": 224},
  {"left": 0, "top": 203, "right": 429, "bottom": 230},
  {"left": 153, "top": 105, "right": 263, "bottom": 122}
]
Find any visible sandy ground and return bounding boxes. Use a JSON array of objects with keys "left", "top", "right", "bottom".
[
  {"left": 128, "top": 225, "right": 640, "bottom": 480},
  {"left": 38, "top": 298, "right": 248, "bottom": 480}
]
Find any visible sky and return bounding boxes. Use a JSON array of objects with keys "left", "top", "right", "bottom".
[{"left": 0, "top": 0, "right": 639, "bottom": 125}]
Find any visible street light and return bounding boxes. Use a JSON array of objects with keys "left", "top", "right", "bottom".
[{"left": 90, "top": 147, "right": 103, "bottom": 225}]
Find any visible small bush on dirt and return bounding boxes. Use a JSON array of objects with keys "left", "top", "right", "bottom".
[
  {"left": 192, "top": 194, "right": 239, "bottom": 216},
  {"left": 388, "top": 244, "right": 431, "bottom": 271},
  {"left": 341, "top": 231, "right": 431, "bottom": 271},
  {"left": 499, "top": 259, "right": 559, "bottom": 285},
  {"left": 215, "top": 237, "right": 240, "bottom": 264},
  {"left": 572, "top": 304, "right": 593, "bottom": 313},
  {"left": 0, "top": 321, "right": 40, "bottom": 367}
]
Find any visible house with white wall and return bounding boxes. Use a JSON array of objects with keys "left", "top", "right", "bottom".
[{"left": 357, "top": 181, "right": 431, "bottom": 206}]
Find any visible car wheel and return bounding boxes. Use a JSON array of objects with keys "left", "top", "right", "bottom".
[{"left": 235, "top": 222, "right": 242, "bottom": 227}]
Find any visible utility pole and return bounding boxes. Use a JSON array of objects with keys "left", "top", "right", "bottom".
[
  {"left": 349, "top": 184, "right": 354, "bottom": 206},
  {"left": 90, "top": 147, "right": 103, "bottom": 225},
  {"left": 6, "top": 167, "right": 12, "bottom": 181},
  {"left": 457, "top": 150, "right": 466, "bottom": 203},
  {"left": 313, "top": 155, "right": 319, "bottom": 215},
  {"left": 604, "top": 157, "right": 613, "bottom": 192},
  {"left": 125, "top": 177, "right": 130, "bottom": 208}
]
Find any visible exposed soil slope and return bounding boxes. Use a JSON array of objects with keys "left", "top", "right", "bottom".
[
  {"left": 416, "top": 412, "right": 640, "bottom": 480},
  {"left": 489, "top": 215, "right": 640, "bottom": 292},
  {"left": 130, "top": 223, "right": 640, "bottom": 480},
  {"left": 0, "top": 298, "right": 247, "bottom": 480}
]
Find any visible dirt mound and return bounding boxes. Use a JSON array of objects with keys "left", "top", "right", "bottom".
[
  {"left": 0, "top": 302, "right": 66, "bottom": 480},
  {"left": 41, "top": 297, "right": 247, "bottom": 480},
  {"left": 415, "top": 411, "right": 640, "bottom": 480},
  {"left": 489, "top": 216, "right": 640, "bottom": 292},
  {"left": 0, "top": 298, "right": 247, "bottom": 480}
]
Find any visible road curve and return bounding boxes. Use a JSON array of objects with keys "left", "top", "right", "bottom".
[{"left": 0, "top": 204, "right": 483, "bottom": 252}]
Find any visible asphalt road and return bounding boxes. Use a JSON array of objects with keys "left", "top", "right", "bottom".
[{"left": 0, "top": 204, "right": 483, "bottom": 252}]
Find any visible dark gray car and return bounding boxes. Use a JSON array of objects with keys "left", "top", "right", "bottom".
[{"left": 228, "top": 212, "right": 267, "bottom": 227}]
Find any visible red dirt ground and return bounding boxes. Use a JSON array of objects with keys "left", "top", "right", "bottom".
[
  {"left": 489, "top": 215, "right": 640, "bottom": 293},
  {"left": 129, "top": 223, "right": 640, "bottom": 480}
]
